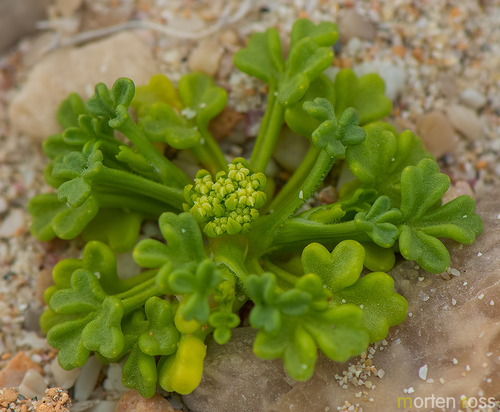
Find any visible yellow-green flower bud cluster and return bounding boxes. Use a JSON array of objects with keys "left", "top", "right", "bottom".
[{"left": 184, "top": 158, "right": 267, "bottom": 237}]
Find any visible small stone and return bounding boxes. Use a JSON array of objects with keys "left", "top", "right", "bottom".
[
  {"left": 418, "top": 365, "right": 428, "bottom": 381},
  {"left": 88, "top": 400, "right": 118, "bottom": 412},
  {"left": 54, "top": 0, "right": 83, "bottom": 18},
  {"left": 208, "top": 107, "right": 244, "bottom": 141},
  {"left": 34, "top": 388, "right": 71, "bottom": 411},
  {"left": 446, "top": 105, "right": 483, "bottom": 141},
  {"left": 0, "top": 209, "right": 25, "bottom": 238},
  {"left": 354, "top": 61, "right": 406, "bottom": 101},
  {"left": 0, "top": 196, "right": 8, "bottom": 213},
  {"left": 460, "top": 88, "right": 487, "bottom": 110},
  {"left": 103, "top": 363, "right": 127, "bottom": 393},
  {"left": 74, "top": 356, "right": 102, "bottom": 401},
  {"left": 81, "top": 0, "right": 134, "bottom": 31},
  {"left": 0, "top": 388, "right": 19, "bottom": 403},
  {"left": 18, "top": 370, "right": 48, "bottom": 400},
  {"left": 337, "top": 10, "right": 376, "bottom": 44},
  {"left": 9, "top": 32, "right": 159, "bottom": 141},
  {"left": 442, "top": 180, "right": 476, "bottom": 204},
  {"left": 0, "top": 0, "right": 48, "bottom": 53},
  {"left": 273, "top": 128, "right": 310, "bottom": 172},
  {"left": 188, "top": 39, "right": 224, "bottom": 77},
  {"left": 219, "top": 29, "right": 240, "bottom": 46},
  {"left": 416, "top": 111, "right": 458, "bottom": 158},
  {"left": 0, "top": 351, "right": 43, "bottom": 388},
  {"left": 36, "top": 269, "right": 55, "bottom": 306},
  {"left": 319, "top": 186, "right": 338, "bottom": 205},
  {"left": 50, "top": 359, "right": 80, "bottom": 390},
  {"left": 114, "top": 389, "right": 176, "bottom": 412},
  {"left": 22, "top": 305, "right": 44, "bottom": 333}
]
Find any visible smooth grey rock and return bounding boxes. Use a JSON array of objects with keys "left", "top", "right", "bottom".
[
  {"left": 184, "top": 187, "right": 500, "bottom": 412},
  {"left": 0, "top": 0, "right": 48, "bottom": 53}
]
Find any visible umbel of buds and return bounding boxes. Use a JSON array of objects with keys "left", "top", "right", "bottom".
[{"left": 184, "top": 158, "right": 267, "bottom": 237}]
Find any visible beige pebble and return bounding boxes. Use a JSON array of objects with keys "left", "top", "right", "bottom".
[
  {"left": 36, "top": 269, "right": 55, "bottom": 306},
  {"left": 9, "top": 32, "right": 159, "bottom": 141},
  {"left": 188, "top": 38, "right": 224, "bottom": 77},
  {"left": 0, "top": 209, "right": 25, "bottom": 238},
  {"left": 19, "top": 369, "right": 48, "bottom": 400},
  {"left": 415, "top": 111, "right": 458, "bottom": 158},
  {"left": 338, "top": 9, "right": 376, "bottom": 44},
  {"left": 0, "top": 351, "right": 43, "bottom": 388},
  {"left": 219, "top": 29, "right": 240, "bottom": 46},
  {"left": 446, "top": 105, "right": 483, "bottom": 141}
]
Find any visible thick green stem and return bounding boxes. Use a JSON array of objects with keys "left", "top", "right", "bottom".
[
  {"left": 264, "top": 145, "right": 320, "bottom": 214},
  {"left": 262, "top": 259, "right": 298, "bottom": 287},
  {"left": 94, "top": 192, "right": 178, "bottom": 216},
  {"left": 117, "top": 277, "right": 162, "bottom": 314},
  {"left": 96, "top": 167, "right": 185, "bottom": 208},
  {"left": 116, "top": 117, "right": 190, "bottom": 187},
  {"left": 249, "top": 91, "right": 285, "bottom": 173},
  {"left": 190, "top": 124, "right": 228, "bottom": 175},
  {"left": 212, "top": 237, "right": 250, "bottom": 288},
  {"left": 268, "top": 218, "right": 372, "bottom": 254},
  {"left": 248, "top": 150, "right": 337, "bottom": 257},
  {"left": 110, "top": 269, "right": 158, "bottom": 295}
]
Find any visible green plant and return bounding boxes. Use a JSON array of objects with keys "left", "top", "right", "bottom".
[{"left": 30, "top": 19, "right": 482, "bottom": 397}]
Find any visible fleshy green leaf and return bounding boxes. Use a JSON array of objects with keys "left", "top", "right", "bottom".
[
  {"left": 158, "top": 335, "right": 207, "bottom": 395},
  {"left": 301, "top": 242, "right": 407, "bottom": 342},
  {"left": 139, "top": 102, "right": 201, "bottom": 149},
  {"left": 138, "top": 297, "right": 179, "bottom": 356},
  {"left": 354, "top": 196, "right": 402, "bottom": 248},
  {"left": 45, "top": 241, "right": 158, "bottom": 304},
  {"left": 169, "top": 259, "right": 222, "bottom": 323},
  {"left": 49, "top": 269, "right": 107, "bottom": 314},
  {"left": 344, "top": 122, "right": 432, "bottom": 208},
  {"left": 56, "top": 93, "right": 88, "bottom": 130},
  {"left": 397, "top": 159, "right": 483, "bottom": 272},
  {"left": 278, "top": 37, "right": 334, "bottom": 107},
  {"left": 399, "top": 159, "right": 449, "bottom": 222},
  {"left": 332, "top": 272, "right": 408, "bottom": 342},
  {"left": 303, "top": 98, "right": 365, "bottom": 158},
  {"left": 81, "top": 209, "right": 144, "bottom": 253},
  {"left": 361, "top": 242, "right": 396, "bottom": 272},
  {"left": 54, "top": 150, "right": 103, "bottom": 207},
  {"left": 43, "top": 134, "right": 75, "bottom": 160},
  {"left": 178, "top": 72, "right": 227, "bottom": 130},
  {"left": 115, "top": 145, "right": 158, "bottom": 180},
  {"left": 249, "top": 273, "right": 369, "bottom": 381},
  {"left": 285, "top": 74, "right": 335, "bottom": 138},
  {"left": 132, "top": 73, "right": 182, "bottom": 115},
  {"left": 80, "top": 296, "right": 125, "bottom": 359},
  {"left": 28, "top": 193, "right": 99, "bottom": 242},
  {"left": 209, "top": 311, "right": 240, "bottom": 345},
  {"left": 122, "top": 344, "right": 158, "bottom": 398},
  {"left": 134, "top": 212, "right": 205, "bottom": 270},
  {"left": 233, "top": 27, "right": 284, "bottom": 88},
  {"left": 301, "top": 240, "right": 365, "bottom": 292},
  {"left": 290, "top": 19, "right": 338, "bottom": 49},
  {"left": 333, "top": 69, "right": 392, "bottom": 125},
  {"left": 234, "top": 19, "right": 336, "bottom": 107},
  {"left": 86, "top": 78, "right": 135, "bottom": 128},
  {"left": 47, "top": 314, "right": 94, "bottom": 370},
  {"left": 246, "top": 272, "right": 282, "bottom": 333}
]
